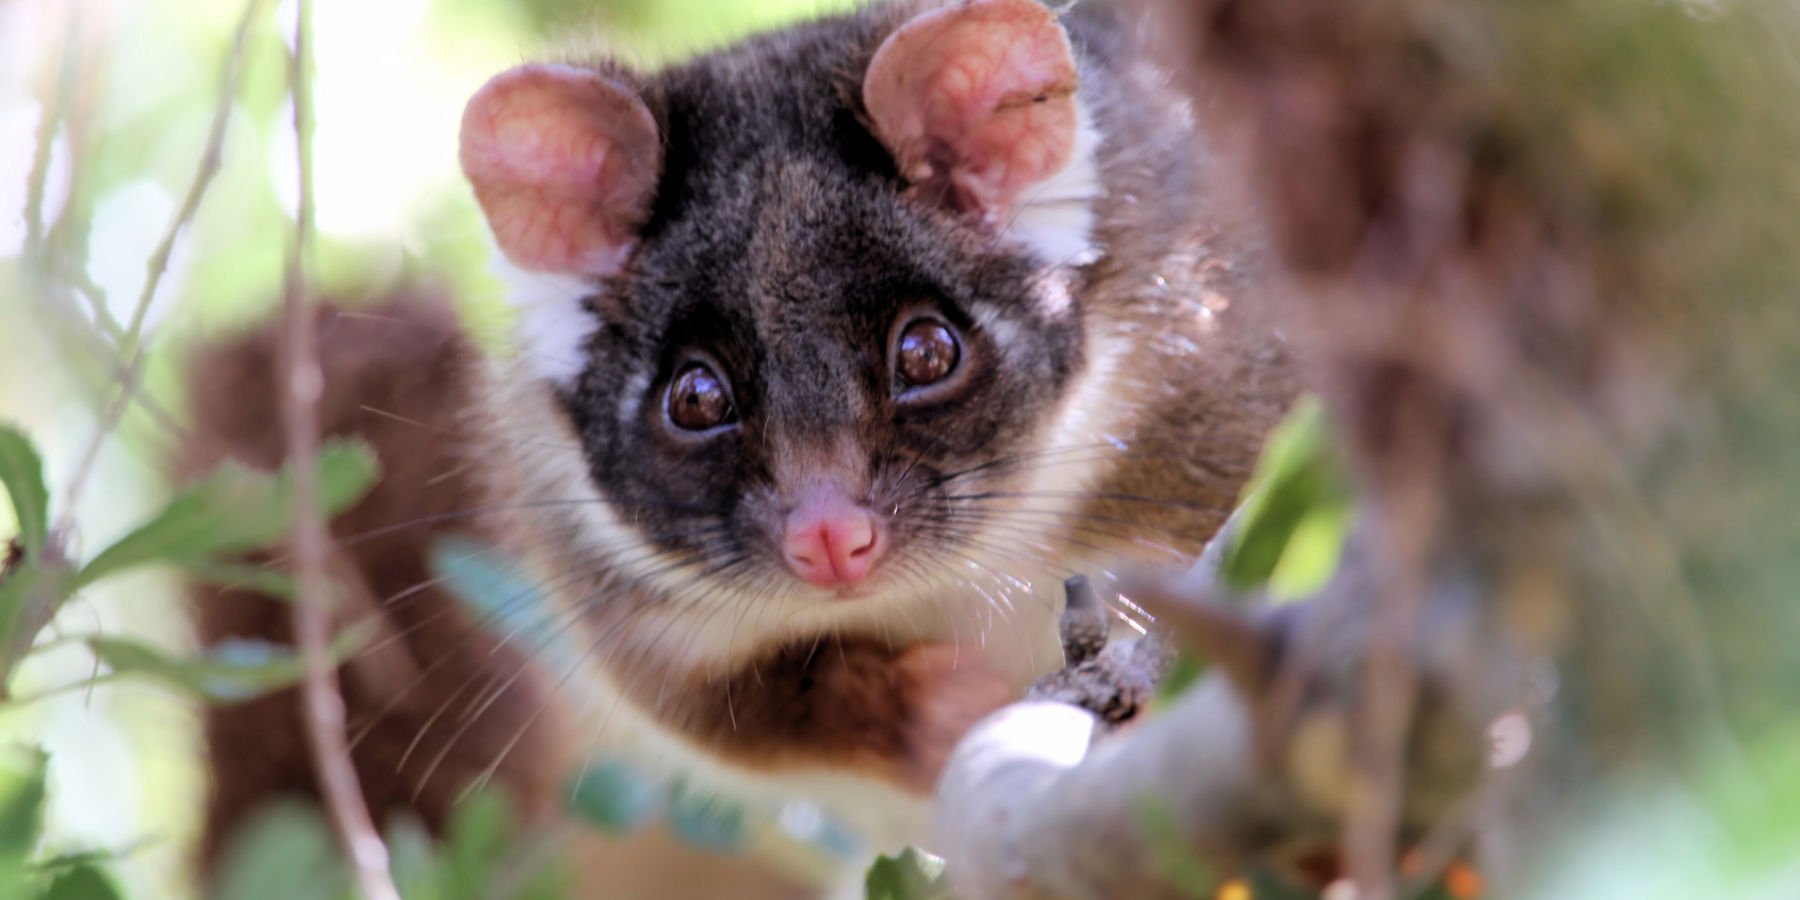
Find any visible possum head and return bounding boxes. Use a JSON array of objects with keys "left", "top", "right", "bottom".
[{"left": 460, "top": 0, "right": 1110, "bottom": 643}]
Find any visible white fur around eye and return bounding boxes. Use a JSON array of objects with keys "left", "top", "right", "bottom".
[
  {"left": 491, "top": 257, "right": 599, "bottom": 386},
  {"left": 1005, "top": 101, "right": 1103, "bottom": 268}
]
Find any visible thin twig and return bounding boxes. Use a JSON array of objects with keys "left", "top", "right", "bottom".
[
  {"left": 21, "top": 0, "right": 81, "bottom": 263},
  {"left": 279, "top": 0, "right": 399, "bottom": 896},
  {"left": 59, "top": 0, "right": 268, "bottom": 524}
]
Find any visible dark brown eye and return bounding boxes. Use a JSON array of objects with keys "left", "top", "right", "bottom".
[
  {"left": 896, "top": 319, "right": 960, "bottom": 388},
  {"left": 667, "top": 363, "right": 734, "bottom": 431}
]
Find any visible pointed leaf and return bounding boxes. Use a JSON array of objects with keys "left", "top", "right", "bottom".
[
  {"left": 181, "top": 561, "right": 297, "bottom": 600},
  {"left": 1244, "top": 867, "right": 1319, "bottom": 900},
  {"left": 863, "top": 846, "right": 951, "bottom": 900},
  {"left": 1135, "top": 795, "right": 1213, "bottom": 898},
  {"left": 0, "top": 566, "right": 39, "bottom": 658},
  {"left": 39, "top": 862, "right": 123, "bottom": 900},
  {"left": 0, "top": 426, "right": 48, "bottom": 561},
  {"left": 444, "top": 789, "right": 511, "bottom": 892},
  {"left": 384, "top": 816, "right": 443, "bottom": 900},
  {"left": 87, "top": 631, "right": 365, "bottom": 703},
  {"left": 210, "top": 801, "right": 348, "bottom": 900},
  {"left": 30, "top": 849, "right": 121, "bottom": 874},
  {"left": 0, "top": 747, "right": 47, "bottom": 866},
  {"left": 74, "top": 439, "right": 378, "bottom": 589},
  {"left": 565, "top": 759, "right": 660, "bottom": 834},
  {"left": 666, "top": 785, "right": 745, "bottom": 851},
  {"left": 430, "top": 537, "right": 575, "bottom": 668},
  {"left": 1220, "top": 398, "right": 1353, "bottom": 596},
  {"left": 0, "top": 862, "right": 33, "bottom": 900},
  {"left": 1155, "top": 650, "right": 1209, "bottom": 705}
]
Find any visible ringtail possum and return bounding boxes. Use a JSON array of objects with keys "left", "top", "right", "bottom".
[{"left": 188, "top": 0, "right": 1294, "bottom": 884}]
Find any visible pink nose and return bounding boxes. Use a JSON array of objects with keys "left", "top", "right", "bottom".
[{"left": 782, "top": 498, "right": 883, "bottom": 589}]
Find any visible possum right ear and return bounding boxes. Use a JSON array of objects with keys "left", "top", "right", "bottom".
[{"left": 460, "top": 63, "right": 661, "bottom": 276}]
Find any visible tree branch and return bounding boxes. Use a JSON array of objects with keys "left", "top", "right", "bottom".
[
  {"left": 933, "top": 531, "right": 1508, "bottom": 899},
  {"left": 60, "top": 0, "right": 269, "bottom": 522},
  {"left": 279, "top": 0, "right": 399, "bottom": 896}
]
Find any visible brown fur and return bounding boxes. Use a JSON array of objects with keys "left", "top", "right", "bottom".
[
  {"left": 181, "top": 290, "right": 569, "bottom": 867},
  {"left": 652, "top": 638, "right": 1015, "bottom": 792}
]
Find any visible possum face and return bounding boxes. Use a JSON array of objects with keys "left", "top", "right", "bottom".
[{"left": 461, "top": 0, "right": 1106, "bottom": 618}]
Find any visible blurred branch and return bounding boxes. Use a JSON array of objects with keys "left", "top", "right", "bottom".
[
  {"left": 934, "top": 538, "right": 1504, "bottom": 899},
  {"left": 278, "top": 0, "right": 399, "bottom": 897},
  {"left": 21, "top": 2, "right": 107, "bottom": 344},
  {"left": 1103, "top": 0, "right": 1800, "bottom": 894},
  {"left": 1342, "top": 404, "right": 1445, "bottom": 898},
  {"left": 121, "top": 0, "right": 259, "bottom": 345},
  {"left": 60, "top": 0, "right": 271, "bottom": 522},
  {"left": 23, "top": 3, "right": 77, "bottom": 264}
]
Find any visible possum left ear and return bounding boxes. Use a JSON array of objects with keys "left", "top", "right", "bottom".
[
  {"left": 864, "top": 0, "right": 1093, "bottom": 258},
  {"left": 460, "top": 63, "right": 661, "bottom": 277}
]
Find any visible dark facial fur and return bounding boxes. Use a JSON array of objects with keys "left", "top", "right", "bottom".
[{"left": 544, "top": 6, "right": 1112, "bottom": 617}]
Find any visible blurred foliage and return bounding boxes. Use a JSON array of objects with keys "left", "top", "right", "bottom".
[
  {"left": 0, "top": 429, "right": 50, "bottom": 563},
  {"left": 211, "top": 789, "right": 565, "bottom": 900},
  {"left": 0, "top": 428, "right": 375, "bottom": 696},
  {"left": 863, "top": 847, "right": 950, "bottom": 900},
  {"left": 563, "top": 761, "right": 661, "bottom": 835},
  {"left": 71, "top": 440, "right": 375, "bottom": 591},
  {"left": 430, "top": 536, "right": 580, "bottom": 672},
  {"left": 1218, "top": 397, "right": 1352, "bottom": 600},
  {"left": 0, "top": 746, "right": 124, "bottom": 900},
  {"left": 1154, "top": 397, "right": 1353, "bottom": 710},
  {"left": 0, "top": 423, "right": 376, "bottom": 893}
]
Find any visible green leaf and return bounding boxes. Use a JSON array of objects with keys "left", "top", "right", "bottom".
[
  {"left": 0, "top": 566, "right": 39, "bottom": 660},
  {"left": 0, "top": 747, "right": 47, "bottom": 866},
  {"left": 38, "top": 862, "right": 123, "bottom": 900},
  {"left": 30, "top": 850, "right": 120, "bottom": 874},
  {"left": 565, "top": 759, "right": 661, "bottom": 834},
  {"left": 0, "top": 425, "right": 49, "bottom": 561},
  {"left": 87, "top": 631, "right": 365, "bottom": 703},
  {"left": 0, "top": 862, "right": 35, "bottom": 900},
  {"left": 863, "top": 846, "right": 951, "bottom": 900},
  {"left": 1220, "top": 398, "right": 1353, "bottom": 597},
  {"left": 1135, "top": 795, "right": 1212, "bottom": 899},
  {"left": 210, "top": 801, "right": 349, "bottom": 900},
  {"left": 443, "top": 788, "right": 511, "bottom": 892},
  {"left": 386, "top": 791, "right": 567, "bottom": 900},
  {"left": 181, "top": 561, "right": 298, "bottom": 600},
  {"left": 1243, "top": 867, "right": 1318, "bottom": 900},
  {"left": 1266, "top": 501, "right": 1351, "bottom": 600},
  {"left": 384, "top": 816, "right": 443, "bottom": 900},
  {"left": 1155, "top": 650, "right": 1209, "bottom": 705},
  {"left": 430, "top": 537, "right": 575, "bottom": 669},
  {"left": 74, "top": 439, "right": 378, "bottom": 589},
  {"left": 666, "top": 784, "right": 746, "bottom": 851},
  {"left": 0, "top": 564, "right": 72, "bottom": 695}
]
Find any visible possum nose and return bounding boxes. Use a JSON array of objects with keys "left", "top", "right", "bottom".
[{"left": 783, "top": 498, "right": 883, "bottom": 589}]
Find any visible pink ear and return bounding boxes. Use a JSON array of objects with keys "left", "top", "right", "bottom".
[
  {"left": 459, "top": 63, "right": 661, "bottom": 276},
  {"left": 863, "top": 0, "right": 1080, "bottom": 226}
]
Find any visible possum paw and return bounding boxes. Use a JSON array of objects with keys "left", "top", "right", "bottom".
[{"left": 1027, "top": 575, "right": 1174, "bottom": 729}]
